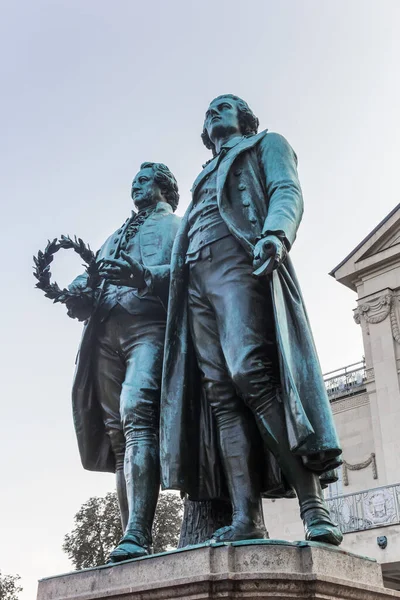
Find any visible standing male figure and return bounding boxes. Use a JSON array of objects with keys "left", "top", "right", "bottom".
[
  {"left": 68, "top": 162, "right": 180, "bottom": 562},
  {"left": 161, "top": 95, "right": 343, "bottom": 545}
]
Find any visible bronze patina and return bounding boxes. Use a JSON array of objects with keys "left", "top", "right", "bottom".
[
  {"left": 161, "top": 95, "right": 343, "bottom": 546},
  {"left": 37, "top": 163, "right": 181, "bottom": 562},
  {"left": 36, "top": 98, "right": 343, "bottom": 561}
]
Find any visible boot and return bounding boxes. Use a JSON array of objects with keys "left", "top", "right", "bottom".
[
  {"left": 251, "top": 391, "right": 342, "bottom": 546},
  {"left": 115, "top": 466, "right": 128, "bottom": 531},
  {"left": 211, "top": 412, "right": 267, "bottom": 542},
  {"left": 301, "top": 505, "right": 343, "bottom": 545},
  {"left": 108, "top": 436, "right": 160, "bottom": 563},
  {"left": 109, "top": 442, "right": 129, "bottom": 531}
]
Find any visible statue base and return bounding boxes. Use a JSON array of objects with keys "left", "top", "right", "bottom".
[{"left": 37, "top": 540, "right": 400, "bottom": 599}]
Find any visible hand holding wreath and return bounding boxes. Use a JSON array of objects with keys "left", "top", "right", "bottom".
[
  {"left": 33, "top": 235, "right": 100, "bottom": 321},
  {"left": 65, "top": 275, "right": 96, "bottom": 321}
]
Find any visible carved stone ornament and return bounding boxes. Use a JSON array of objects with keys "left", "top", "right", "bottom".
[
  {"left": 326, "top": 483, "right": 400, "bottom": 535},
  {"left": 342, "top": 453, "right": 378, "bottom": 486},
  {"left": 353, "top": 293, "right": 392, "bottom": 325},
  {"left": 354, "top": 292, "right": 400, "bottom": 344}
]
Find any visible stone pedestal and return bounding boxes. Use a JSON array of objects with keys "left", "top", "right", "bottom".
[{"left": 37, "top": 540, "right": 400, "bottom": 599}]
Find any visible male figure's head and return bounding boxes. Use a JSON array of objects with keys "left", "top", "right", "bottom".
[
  {"left": 201, "top": 94, "right": 259, "bottom": 156},
  {"left": 131, "top": 162, "right": 179, "bottom": 212}
]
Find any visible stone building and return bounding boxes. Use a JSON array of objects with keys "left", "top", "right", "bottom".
[{"left": 264, "top": 204, "right": 400, "bottom": 590}]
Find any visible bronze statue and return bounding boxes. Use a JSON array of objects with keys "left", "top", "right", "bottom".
[
  {"left": 161, "top": 95, "right": 343, "bottom": 545},
  {"left": 66, "top": 163, "right": 180, "bottom": 561}
]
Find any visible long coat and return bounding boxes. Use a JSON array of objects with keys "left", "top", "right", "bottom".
[
  {"left": 160, "top": 131, "right": 342, "bottom": 501},
  {"left": 72, "top": 202, "right": 181, "bottom": 473}
]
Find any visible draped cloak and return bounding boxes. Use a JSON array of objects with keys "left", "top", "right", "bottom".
[{"left": 160, "top": 131, "right": 342, "bottom": 500}]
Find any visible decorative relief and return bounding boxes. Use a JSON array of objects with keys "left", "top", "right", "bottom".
[
  {"left": 365, "top": 368, "right": 374, "bottom": 381},
  {"left": 342, "top": 453, "right": 377, "bottom": 486},
  {"left": 364, "top": 488, "right": 396, "bottom": 526},
  {"left": 326, "top": 483, "right": 400, "bottom": 534},
  {"left": 331, "top": 394, "right": 369, "bottom": 415},
  {"left": 354, "top": 292, "right": 400, "bottom": 345},
  {"left": 390, "top": 304, "right": 400, "bottom": 344},
  {"left": 353, "top": 293, "right": 392, "bottom": 325}
]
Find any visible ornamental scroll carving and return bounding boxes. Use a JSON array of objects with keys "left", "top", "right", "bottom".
[
  {"left": 342, "top": 453, "right": 378, "bottom": 486},
  {"left": 354, "top": 292, "right": 400, "bottom": 344}
]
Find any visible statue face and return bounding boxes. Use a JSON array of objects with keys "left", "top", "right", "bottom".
[
  {"left": 204, "top": 97, "right": 242, "bottom": 144},
  {"left": 131, "top": 167, "right": 164, "bottom": 210}
]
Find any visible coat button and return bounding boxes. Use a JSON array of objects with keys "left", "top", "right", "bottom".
[
  {"left": 250, "top": 217, "right": 257, "bottom": 224},
  {"left": 114, "top": 238, "right": 118, "bottom": 243},
  {"left": 234, "top": 169, "right": 242, "bottom": 176},
  {"left": 109, "top": 249, "right": 115, "bottom": 255},
  {"left": 118, "top": 229, "right": 123, "bottom": 234},
  {"left": 238, "top": 183, "right": 246, "bottom": 191},
  {"left": 243, "top": 201, "right": 250, "bottom": 207}
]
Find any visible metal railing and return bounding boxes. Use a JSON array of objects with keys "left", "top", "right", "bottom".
[
  {"left": 326, "top": 483, "right": 400, "bottom": 534},
  {"left": 323, "top": 360, "right": 366, "bottom": 399}
]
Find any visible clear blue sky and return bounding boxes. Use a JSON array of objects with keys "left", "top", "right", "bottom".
[{"left": 0, "top": 1, "right": 399, "bottom": 598}]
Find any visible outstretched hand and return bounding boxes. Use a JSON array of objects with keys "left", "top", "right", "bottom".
[
  {"left": 99, "top": 251, "right": 146, "bottom": 288},
  {"left": 253, "top": 235, "right": 286, "bottom": 276}
]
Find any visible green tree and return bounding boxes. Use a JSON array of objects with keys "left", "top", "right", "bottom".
[
  {"left": 0, "top": 571, "right": 22, "bottom": 600},
  {"left": 63, "top": 492, "right": 121, "bottom": 569},
  {"left": 151, "top": 492, "right": 184, "bottom": 553},
  {"left": 63, "top": 491, "right": 183, "bottom": 569}
]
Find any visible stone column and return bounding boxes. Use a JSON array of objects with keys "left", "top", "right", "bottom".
[{"left": 354, "top": 289, "right": 400, "bottom": 486}]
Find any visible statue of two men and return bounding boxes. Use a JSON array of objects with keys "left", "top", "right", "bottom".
[{"left": 65, "top": 94, "right": 343, "bottom": 564}]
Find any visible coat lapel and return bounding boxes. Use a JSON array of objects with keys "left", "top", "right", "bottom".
[
  {"left": 216, "top": 130, "right": 268, "bottom": 203},
  {"left": 190, "top": 157, "right": 218, "bottom": 197}
]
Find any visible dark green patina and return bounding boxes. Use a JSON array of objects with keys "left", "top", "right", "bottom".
[
  {"left": 38, "top": 96, "right": 344, "bottom": 565},
  {"left": 66, "top": 163, "right": 181, "bottom": 563},
  {"left": 160, "top": 94, "right": 343, "bottom": 546}
]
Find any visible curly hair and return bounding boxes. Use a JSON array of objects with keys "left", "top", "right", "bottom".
[
  {"left": 201, "top": 94, "right": 259, "bottom": 156},
  {"left": 139, "top": 162, "right": 179, "bottom": 211}
]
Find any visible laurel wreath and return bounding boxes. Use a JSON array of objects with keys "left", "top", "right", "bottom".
[{"left": 33, "top": 235, "right": 99, "bottom": 305}]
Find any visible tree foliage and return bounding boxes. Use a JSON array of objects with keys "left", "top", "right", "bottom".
[
  {"left": 63, "top": 492, "right": 121, "bottom": 569},
  {"left": 151, "top": 492, "right": 184, "bottom": 554},
  {"left": 63, "top": 491, "right": 183, "bottom": 569},
  {"left": 0, "top": 571, "right": 22, "bottom": 600}
]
